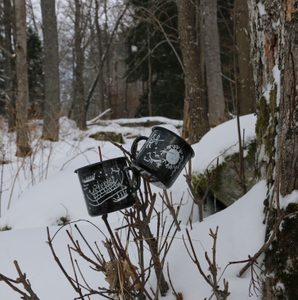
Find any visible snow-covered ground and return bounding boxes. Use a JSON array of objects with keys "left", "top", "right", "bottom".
[{"left": 0, "top": 114, "right": 267, "bottom": 299}]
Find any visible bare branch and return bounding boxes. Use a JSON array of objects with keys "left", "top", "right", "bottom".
[{"left": 0, "top": 260, "right": 40, "bottom": 300}]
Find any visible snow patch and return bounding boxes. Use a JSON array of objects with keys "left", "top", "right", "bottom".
[
  {"left": 257, "top": 2, "right": 266, "bottom": 16},
  {"left": 281, "top": 189, "right": 298, "bottom": 209}
]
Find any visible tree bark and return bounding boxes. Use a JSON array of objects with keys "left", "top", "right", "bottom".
[
  {"left": 103, "top": 0, "right": 111, "bottom": 115},
  {"left": 250, "top": 0, "right": 298, "bottom": 298},
  {"left": 14, "top": 0, "right": 31, "bottom": 157},
  {"left": 147, "top": 23, "right": 153, "bottom": 116},
  {"left": 72, "top": 0, "right": 86, "bottom": 130},
  {"left": 3, "top": 0, "right": 16, "bottom": 131},
  {"left": 279, "top": 10, "right": 298, "bottom": 196},
  {"left": 40, "top": 0, "right": 60, "bottom": 141},
  {"left": 177, "top": 0, "right": 209, "bottom": 144},
  {"left": 95, "top": 0, "right": 105, "bottom": 113},
  {"left": 201, "top": 0, "right": 226, "bottom": 126},
  {"left": 234, "top": 0, "right": 256, "bottom": 115}
]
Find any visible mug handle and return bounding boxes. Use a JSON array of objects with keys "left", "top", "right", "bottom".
[
  {"left": 131, "top": 136, "right": 148, "bottom": 159},
  {"left": 124, "top": 166, "right": 141, "bottom": 192}
]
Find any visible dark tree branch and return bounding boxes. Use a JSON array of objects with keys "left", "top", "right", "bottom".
[
  {"left": 85, "top": 2, "right": 129, "bottom": 112},
  {"left": 0, "top": 260, "right": 40, "bottom": 300}
]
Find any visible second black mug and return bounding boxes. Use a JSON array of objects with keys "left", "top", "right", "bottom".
[{"left": 131, "top": 126, "right": 195, "bottom": 189}]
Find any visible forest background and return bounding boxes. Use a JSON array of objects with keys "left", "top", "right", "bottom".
[{"left": 0, "top": 0, "right": 297, "bottom": 299}]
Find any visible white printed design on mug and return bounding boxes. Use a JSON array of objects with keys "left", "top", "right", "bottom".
[
  {"left": 162, "top": 145, "right": 184, "bottom": 170},
  {"left": 144, "top": 144, "right": 184, "bottom": 175},
  {"left": 82, "top": 168, "right": 128, "bottom": 207},
  {"left": 145, "top": 132, "right": 165, "bottom": 149},
  {"left": 164, "top": 145, "right": 181, "bottom": 165}
]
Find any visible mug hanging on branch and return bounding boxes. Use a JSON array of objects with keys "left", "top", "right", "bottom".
[
  {"left": 131, "top": 126, "right": 195, "bottom": 189},
  {"left": 75, "top": 157, "right": 140, "bottom": 216}
]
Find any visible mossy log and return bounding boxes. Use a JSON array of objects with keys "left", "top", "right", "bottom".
[
  {"left": 192, "top": 140, "right": 258, "bottom": 207},
  {"left": 89, "top": 132, "right": 124, "bottom": 144}
]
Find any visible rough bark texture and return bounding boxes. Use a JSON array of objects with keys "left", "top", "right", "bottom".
[
  {"left": 279, "top": 7, "right": 298, "bottom": 196},
  {"left": 235, "top": 0, "right": 256, "bottom": 115},
  {"left": 103, "top": 0, "right": 111, "bottom": 115},
  {"left": 250, "top": 0, "right": 298, "bottom": 298},
  {"left": 41, "top": 0, "right": 60, "bottom": 141},
  {"left": 201, "top": 0, "right": 226, "bottom": 126},
  {"left": 94, "top": 0, "right": 105, "bottom": 114},
  {"left": 14, "top": 0, "right": 31, "bottom": 157},
  {"left": 72, "top": 0, "right": 87, "bottom": 130},
  {"left": 177, "top": 0, "right": 209, "bottom": 144},
  {"left": 251, "top": 0, "right": 279, "bottom": 183},
  {"left": 3, "top": 0, "right": 16, "bottom": 131}
]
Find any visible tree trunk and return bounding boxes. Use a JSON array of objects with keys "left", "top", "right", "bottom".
[
  {"left": 40, "top": 0, "right": 60, "bottom": 141},
  {"left": 177, "top": 0, "right": 209, "bottom": 144},
  {"left": 251, "top": 0, "right": 298, "bottom": 298},
  {"left": 278, "top": 10, "right": 298, "bottom": 197},
  {"left": 95, "top": 0, "right": 105, "bottom": 113},
  {"left": 201, "top": 0, "right": 226, "bottom": 126},
  {"left": 3, "top": 0, "right": 16, "bottom": 131},
  {"left": 72, "top": 0, "right": 86, "bottom": 130},
  {"left": 103, "top": 0, "right": 111, "bottom": 115},
  {"left": 234, "top": 0, "right": 256, "bottom": 115},
  {"left": 14, "top": 0, "right": 31, "bottom": 157},
  {"left": 147, "top": 23, "right": 153, "bottom": 116}
]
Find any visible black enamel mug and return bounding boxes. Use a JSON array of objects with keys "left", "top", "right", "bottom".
[
  {"left": 75, "top": 157, "right": 140, "bottom": 216},
  {"left": 131, "top": 126, "right": 195, "bottom": 189}
]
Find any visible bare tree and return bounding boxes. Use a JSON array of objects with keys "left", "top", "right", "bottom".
[
  {"left": 40, "top": 0, "right": 60, "bottom": 141},
  {"left": 177, "top": 0, "right": 209, "bottom": 144},
  {"left": 84, "top": 2, "right": 129, "bottom": 114},
  {"left": 3, "top": 0, "right": 16, "bottom": 132},
  {"left": 72, "top": 0, "right": 87, "bottom": 130},
  {"left": 147, "top": 21, "right": 153, "bottom": 116},
  {"left": 234, "top": 0, "right": 256, "bottom": 115},
  {"left": 94, "top": 0, "right": 105, "bottom": 113},
  {"left": 103, "top": 0, "right": 111, "bottom": 113},
  {"left": 14, "top": 0, "right": 31, "bottom": 157},
  {"left": 201, "top": 0, "right": 227, "bottom": 127}
]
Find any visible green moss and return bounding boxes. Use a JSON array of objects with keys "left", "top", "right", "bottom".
[
  {"left": 191, "top": 172, "right": 213, "bottom": 198},
  {"left": 191, "top": 140, "right": 257, "bottom": 207},
  {"left": 89, "top": 132, "right": 124, "bottom": 144},
  {"left": 256, "top": 96, "right": 270, "bottom": 143},
  {"left": 255, "top": 86, "right": 278, "bottom": 185},
  {"left": 255, "top": 88, "right": 277, "bottom": 154},
  {"left": 266, "top": 89, "right": 277, "bottom": 157},
  {"left": 265, "top": 204, "right": 298, "bottom": 299},
  {"left": 247, "top": 140, "right": 257, "bottom": 160},
  {"left": 292, "top": 11, "right": 298, "bottom": 22}
]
